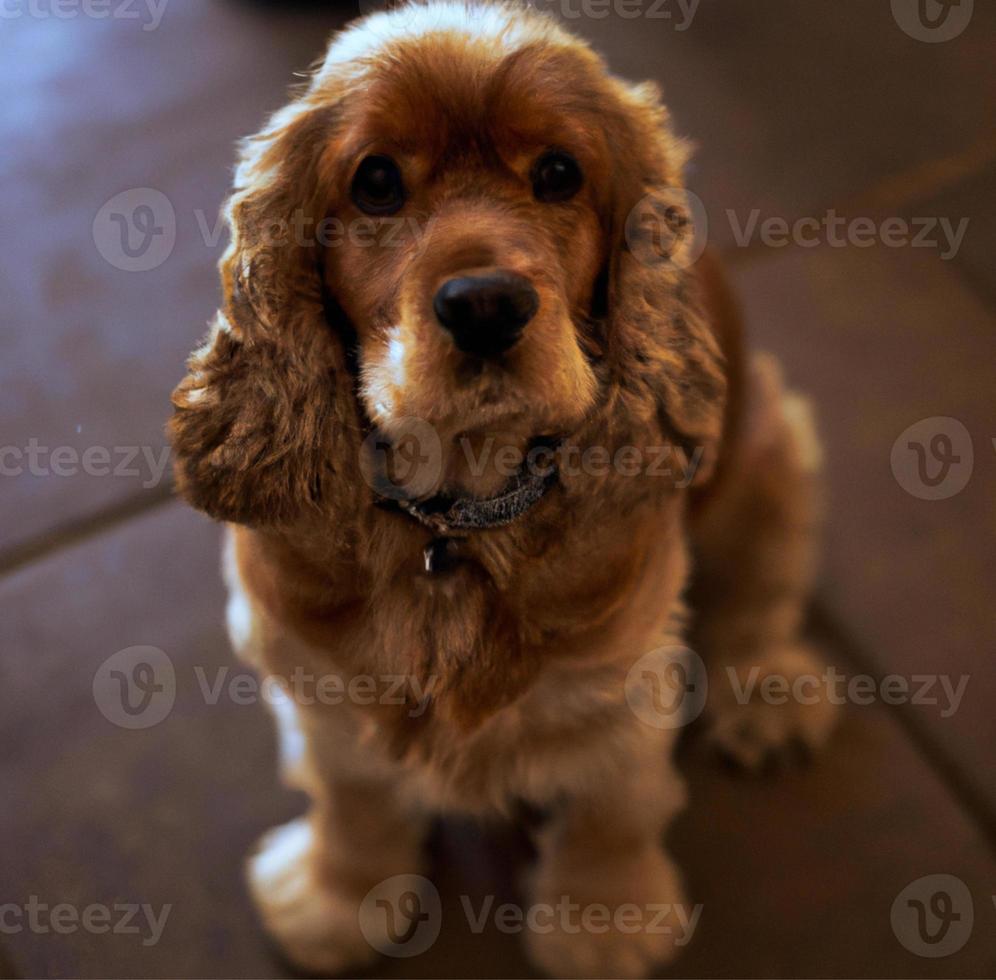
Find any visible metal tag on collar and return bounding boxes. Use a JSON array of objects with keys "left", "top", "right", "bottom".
[{"left": 423, "top": 537, "right": 460, "bottom": 575}]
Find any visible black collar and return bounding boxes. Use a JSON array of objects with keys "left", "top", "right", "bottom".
[{"left": 378, "top": 462, "right": 558, "bottom": 537}]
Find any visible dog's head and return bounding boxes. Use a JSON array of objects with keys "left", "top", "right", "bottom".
[{"left": 170, "top": 2, "right": 725, "bottom": 529}]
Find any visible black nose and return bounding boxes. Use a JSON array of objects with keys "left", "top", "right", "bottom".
[{"left": 433, "top": 272, "right": 538, "bottom": 357}]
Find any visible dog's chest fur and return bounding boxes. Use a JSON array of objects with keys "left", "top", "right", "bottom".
[{"left": 225, "top": 497, "right": 687, "bottom": 812}]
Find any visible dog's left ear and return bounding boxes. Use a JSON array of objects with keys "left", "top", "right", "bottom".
[
  {"left": 604, "top": 81, "right": 726, "bottom": 486},
  {"left": 169, "top": 88, "right": 363, "bottom": 527}
]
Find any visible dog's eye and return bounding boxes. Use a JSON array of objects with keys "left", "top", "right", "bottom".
[
  {"left": 351, "top": 155, "right": 406, "bottom": 215},
  {"left": 531, "top": 150, "right": 583, "bottom": 203}
]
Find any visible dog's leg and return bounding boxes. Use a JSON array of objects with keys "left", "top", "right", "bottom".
[
  {"left": 524, "top": 740, "right": 689, "bottom": 979},
  {"left": 247, "top": 710, "right": 429, "bottom": 975},
  {"left": 689, "top": 352, "right": 839, "bottom": 769},
  {"left": 224, "top": 538, "right": 429, "bottom": 973}
]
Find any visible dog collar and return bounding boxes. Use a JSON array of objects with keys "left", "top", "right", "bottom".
[{"left": 381, "top": 462, "right": 558, "bottom": 538}]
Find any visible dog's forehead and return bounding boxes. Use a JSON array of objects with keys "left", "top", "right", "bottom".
[
  {"left": 324, "top": 3, "right": 570, "bottom": 69},
  {"left": 320, "top": 4, "right": 611, "bottom": 152}
]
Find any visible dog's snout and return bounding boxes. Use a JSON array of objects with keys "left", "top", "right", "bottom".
[{"left": 433, "top": 272, "right": 538, "bottom": 357}]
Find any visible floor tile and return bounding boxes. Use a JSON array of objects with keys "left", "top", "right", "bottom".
[
  {"left": 1, "top": 503, "right": 293, "bottom": 979},
  {"left": 729, "top": 240, "right": 996, "bottom": 814},
  {"left": 574, "top": 0, "right": 996, "bottom": 250},
  {"left": 0, "top": 0, "right": 344, "bottom": 556},
  {"left": 668, "top": 705, "right": 996, "bottom": 979}
]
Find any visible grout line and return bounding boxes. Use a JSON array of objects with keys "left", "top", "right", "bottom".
[
  {"left": 809, "top": 597, "right": 996, "bottom": 857},
  {"left": 0, "top": 481, "right": 177, "bottom": 581}
]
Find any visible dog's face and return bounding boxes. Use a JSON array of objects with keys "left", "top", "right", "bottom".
[
  {"left": 170, "top": 3, "right": 725, "bottom": 527},
  {"left": 321, "top": 18, "right": 636, "bottom": 497},
  {"left": 325, "top": 38, "right": 611, "bottom": 495}
]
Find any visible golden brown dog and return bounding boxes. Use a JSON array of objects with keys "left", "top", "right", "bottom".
[{"left": 169, "top": 3, "right": 837, "bottom": 976}]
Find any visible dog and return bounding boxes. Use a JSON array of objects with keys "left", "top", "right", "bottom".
[{"left": 169, "top": 3, "right": 838, "bottom": 976}]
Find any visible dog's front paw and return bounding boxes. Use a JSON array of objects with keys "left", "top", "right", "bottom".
[
  {"left": 248, "top": 818, "right": 378, "bottom": 976},
  {"left": 525, "top": 846, "right": 690, "bottom": 979},
  {"left": 708, "top": 642, "right": 839, "bottom": 770}
]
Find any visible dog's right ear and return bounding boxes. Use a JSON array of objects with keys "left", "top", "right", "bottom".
[{"left": 169, "top": 88, "right": 363, "bottom": 528}]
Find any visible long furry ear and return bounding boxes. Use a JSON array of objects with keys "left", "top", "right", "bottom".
[
  {"left": 605, "top": 81, "right": 726, "bottom": 486},
  {"left": 169, "top": 90, "right": 362, "bottom": 527}
]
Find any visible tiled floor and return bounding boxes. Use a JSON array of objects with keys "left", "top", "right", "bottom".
[{"left": 2, "top": 1, "right": 994, "bottom": 977}]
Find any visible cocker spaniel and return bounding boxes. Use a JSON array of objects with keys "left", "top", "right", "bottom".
[{"left": 169, "top": 3, "right": 837, "bottom": 976}]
